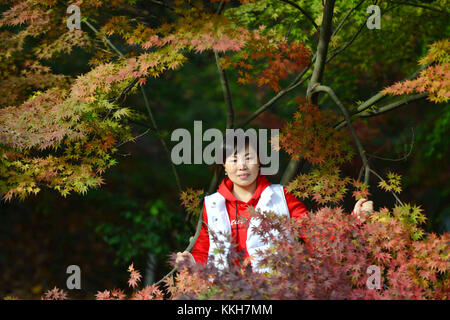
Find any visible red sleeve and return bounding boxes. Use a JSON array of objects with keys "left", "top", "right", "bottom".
[
  {"left": 283, "top": 187, "right": 308, "bottom": 220},
  {"left": 190, "top": 202, "right": 210, "bottom": 265},
  {"left": 284, "top": 187, "right": 308, "bottom": 241}
]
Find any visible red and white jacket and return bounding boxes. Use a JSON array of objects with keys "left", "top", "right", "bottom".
[{"left": 191, "top": 173, "right": 309, "bottom": 272}]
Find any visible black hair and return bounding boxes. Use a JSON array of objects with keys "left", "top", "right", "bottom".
[{"left": 220, "top": 129, "right": 260, "bottom": 166}]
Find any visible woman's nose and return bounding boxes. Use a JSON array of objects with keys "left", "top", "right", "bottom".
[{"left": 236, "top": 159, "right": 248, "bottom": 168}]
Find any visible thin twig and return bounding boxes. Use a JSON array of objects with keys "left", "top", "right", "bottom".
[
  {"left": 285, "top": 11, "right": 302, "bottom": 40},
  {"left": 280, "top": 0, "right": 319, "bottom": 31},
  {"left": 149, "top": 0, "right": 176, "bottom": 12},
  {"left": 139, "top": 85, "right": 183, "bottom": 194},
  {"left": 367, "top": 128, "right": 415, "bottom": 162},
  {"left": 237, "top": 56, "right": 315, "bottom": 128},
  {"left": 331, "top": 0, "right": 367, "bottom": 38},
  {"left": 114, "top": 129, "right": 151, "bottom": 149},
  {"left": 83, "top": 18, "right": 183, "bottom": 194},
  {"left": 154, "top": 211, "right": 206, "bottom": 287},
  {"left": 391, "top": 1, "right": 450, "bottom": 15},
  {"left": 369, "top": 168, "right": 405, "bottom": 206},
  {"left": 214, "top": 50, "right": 234, "bottom": 129},
  {"left": 311, "top": 85, "right": 370, "bottom": 185},
  {"left": 327, "top": 16, "right": 368, "bottom": 63}
]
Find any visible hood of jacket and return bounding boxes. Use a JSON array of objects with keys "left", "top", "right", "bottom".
[{"left": 217, "top": 173, "right": 272, "bottom": 205}]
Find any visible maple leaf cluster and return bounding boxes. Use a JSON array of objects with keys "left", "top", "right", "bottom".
[
  {"left": 382, "top": 39, "right": 450, "bottom": 103},
  {"left": 286, "top": 166, "right": 351, "bottom": 206},
  {"left": 41, "top": 286, "right": 68, "bottom": 300},
  {"left": 164, "top": 203, "right": 448, "bottom": 300},
  {"left": 127, "top": 263, "right": 142, "bottom": 288},
  {"left": 94, "top": 262, "right": 164, "bottom": 300},
  {"left": 0, "top": 86, "right": 133, "bottom": 201},
  {"left": 101, "top": 9, "right": 251, "bottom": 54},
  {"left": 278, "top": 97, "right": 355, "bottom": 167},
  {"left": 8, "top": 197, "right": 448, "bottom": 300},
  {"left": 179, "top": 188, "right": 204, "bottom": 216},
  {"left": 378, "top": 171, "right": 402, "bottom": 194},
  {"left": 0, "top": 0, "right": 316, "bottom": 203},
  {"left": 221, "top": 27, "right": 312, "bottom": 92},
  {"left": 351, "top": 178, "right": 371, "bottom": 200},
  {"left": 0, "top": 60, "right": 70, "bottom": 107}
]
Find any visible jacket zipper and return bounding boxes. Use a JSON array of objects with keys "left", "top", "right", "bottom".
[
  {"left": 235, "top": 199, "right": 256, "bottom": 260},
  {"left": 235, "top": 200, "right": 239, "bottom": 253}
]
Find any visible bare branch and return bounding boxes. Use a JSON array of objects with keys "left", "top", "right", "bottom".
[
  {"left": 241, "top": 5, "right": 368, "bottom": 131},
  {"left": 367, "top": 127, "right": 415, "bottom": 162},
  {"left": 114, "top": 129, "right": 151, "bottom": 149},
  {"left": 358, "top": 93, "right": 427, "bottom": 118},
  {"left": 285, "top": 10, "right": 302, "bottom": 39},
  {"left": 333, "top": 93, "right": 427, "bottom": 131},
  {"left": 139, "top": 85, "right": 182, "bottom": 194},
  {"left": 216, "top": 1, "right": 226, "bottom": 15},
  {"left": 149, "top": 0, "right": 176, "bottom": 12},
  {"left": 108, "top": 78, "right": 139, "bottom": 104}
]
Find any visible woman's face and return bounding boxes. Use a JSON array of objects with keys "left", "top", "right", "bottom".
[{"left": 223, "top": 144, "right": 260, "bottom": 188}]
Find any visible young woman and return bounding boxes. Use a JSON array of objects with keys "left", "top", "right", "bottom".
[{"left": 176, "top": 133, "right": 373, "bottom": 272}]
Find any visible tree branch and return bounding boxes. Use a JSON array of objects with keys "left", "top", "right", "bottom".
[
  {"left": 214, "top": 51, "right": 235, "bottom": 129},
  {"left": 306, "top": 0, "right": 335, "bottom": 99},
  {"left": 114, "top": 128, "right": 151, "bottom": 149},
  {"left": 280, "top": 0, "right": 319, "bottom": 31},
  {"left": 331, "top": 0, "right": 367, "bottom": 38},
  {"left": 236, "top": 59, "right": 313, "bottom": 128},
  {"left": 333, "top": 62, "right": 433, "bottom": 130},
  {"left": 366, "top": 127, "right": 415, "bottom": 162},
  {"left": 149, "top": 0, "right": 177, "bottom": 12},
  {"left": 281, "top": 0, "right": 336, "bottom": 185},
  {"left": 154, "top": 210, "right": 206, "bottom": 287},
  {"left": 369, "top": 168, "right": 404, "bottom": 206},
  {"left": 311, "top": 85, "right": 371, "bottom": 185},
  {"left": 327, "top": 16, "right": 368, "bottom": 63},
  {"left": 139, "top": 85, "right": 183, "bottom": 194},
  {"left": 240, "top": 3, "right": 369, "bottom": 132},
  {"left": 83, "top": 19, "right": 183, "bottom": 194},
  {"left": 391, "top": 1, "right": 450, "bottom": 15},
  {"left": 358, "top": 93, "right": 427, "bottom": 119}
]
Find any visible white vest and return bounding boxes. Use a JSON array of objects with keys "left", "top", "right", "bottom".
[{"left": 203, "top": 184, "right": 289, "bottom": 273}]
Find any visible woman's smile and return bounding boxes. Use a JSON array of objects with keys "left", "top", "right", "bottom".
[{"left": 237, "top": 173, "right": 250, "bottom": 179}]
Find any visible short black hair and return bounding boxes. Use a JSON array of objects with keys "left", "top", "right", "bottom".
[{"left": 220, "top": 129, "right": 260, "bottom": 165}]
